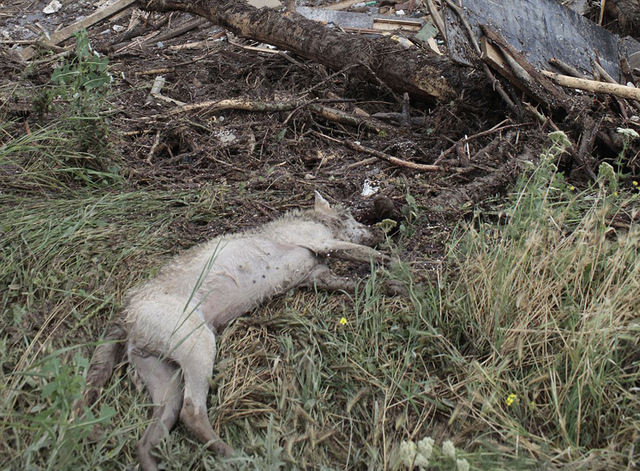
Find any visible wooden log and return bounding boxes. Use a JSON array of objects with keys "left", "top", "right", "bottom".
[{"left": 141, "top": 0, "right": 459, "bottom": 102}]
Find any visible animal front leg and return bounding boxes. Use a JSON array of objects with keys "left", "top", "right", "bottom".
[
  {"left": 305, "top": 265, "right": 408, "bottom": 297},
  {"left": 306, "top": 241, "right": 391, "bottom": 264},
  {"left": 304, "top": 265, "right": 358, "bottom": 293}
]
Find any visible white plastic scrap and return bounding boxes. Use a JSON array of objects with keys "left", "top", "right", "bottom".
[
  {"left": 362, "top": 179, "right": 380, "bottom": 197},
  {"left": 43, "top": 0, "right": 62, "bottom": 14}
]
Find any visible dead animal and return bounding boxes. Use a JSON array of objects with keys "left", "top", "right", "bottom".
[{"left": 84, "top": 192, "right": 391, "bottom": 471}]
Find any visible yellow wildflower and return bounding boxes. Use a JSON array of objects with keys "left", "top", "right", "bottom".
[
  {"left": 505, "top": 393, "right": 517, "bottom": 407},
  {"left": 340, "top": 317, "right": 347, "bottom": 325}
]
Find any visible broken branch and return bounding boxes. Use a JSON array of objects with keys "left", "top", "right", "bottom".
[
  {"left": 163, "top": 98, "right": 391, "bottom": 134},
  {"left": 541, "top": 71, "right": 640, "bottom": 101},
  {"left": 312, "top": 131, "right": 448, "bottom": 172}
]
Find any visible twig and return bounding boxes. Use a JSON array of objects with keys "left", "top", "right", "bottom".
[
  {"left": 346, "top": 157, "right": 379, "bottom": 169},
  {"left": 162, "top": 98, "right": 388, "bottom": 133},
  {"left": 135, "top": 46, "right": 222, "bottom": 75},
  {"left": 311, "top": 131, "right": 447, "bottom": 172},
  {"left": 149, "top": 17, "right": 207, "bottom": 44},
  {"left": 549, "top": 58, "right": 588, "bottom": 79},
  {"left": 401, "top": 92, "right": 412, "bottom": 131},
  {"left": 598, "top": 0, "right": 606, "bottom": 25},
  {"left": 147, "top": 131, "right": 161, "bottom": 164},
  {"left": 435, "top": 121, "right": 531, "bottom": 163}
]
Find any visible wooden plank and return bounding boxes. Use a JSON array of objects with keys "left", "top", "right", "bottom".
[
  {"left": 18, "top": 0, "right": 138, "bottom": 60},
  {"left": 45, "top": 0, "right": 138, "bottom": 46},
  {"left": 372, "top": 18, "right": 422, "bottom": 32},
  {"left": 482, "top": 26, "right": 568, "bottom": 108},
  {"left": 480, "top": 37, "right": 523, "bottom": 90}
]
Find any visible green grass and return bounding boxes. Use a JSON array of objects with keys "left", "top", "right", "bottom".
[{"left": 1, "top": 122, "right": 639, "bottom": 471}]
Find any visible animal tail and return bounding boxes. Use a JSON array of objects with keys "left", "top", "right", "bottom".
[{"left": 82, "top": 322, "right": 127, "bottom": 408}]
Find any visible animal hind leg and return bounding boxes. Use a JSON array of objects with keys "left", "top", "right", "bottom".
[
  {"left": 168, "top": 322, "right": 233, "bottom": 457},
  {"left": 129, "top": 349, "right": 183, "bottom": 471}
]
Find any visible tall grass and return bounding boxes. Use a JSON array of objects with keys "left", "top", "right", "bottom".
[{"left": 435, "top": 132, "right": 640, "bottom": 468}]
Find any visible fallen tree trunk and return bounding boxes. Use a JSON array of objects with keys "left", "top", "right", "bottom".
[{"left": 141, "top": 0, "right": 461, "bottom": 102}]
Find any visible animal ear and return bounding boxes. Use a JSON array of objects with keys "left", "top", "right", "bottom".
[{"left": 314, "top": 191, "right": 332, "bottom": 214}]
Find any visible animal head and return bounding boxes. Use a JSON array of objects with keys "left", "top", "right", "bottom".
[{"left": 314, "top": 191, "right": 383, "bottom": 247}]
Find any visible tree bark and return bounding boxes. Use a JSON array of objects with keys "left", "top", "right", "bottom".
[{"left": 141, "top": 0, "right": 461, "bottom": 102}]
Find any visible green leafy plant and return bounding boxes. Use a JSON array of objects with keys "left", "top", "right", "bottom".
[
  {"left": 40, "top": 29, "right": 113, "bottom": 160},
  {"left": 7, "top": 352, "right": 115, "bottom": 470},
  {"left": 400, "top": 191, "right": 420, "bottom": 238}
]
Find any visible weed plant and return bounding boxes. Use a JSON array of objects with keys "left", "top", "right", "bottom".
[
  {"left": 41, "top": 29, "right": 112, "bottom": 157},
  {"left": 2, "top": 29, "right": 121, "bottom": 193}
]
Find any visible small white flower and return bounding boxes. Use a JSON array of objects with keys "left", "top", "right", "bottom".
[
  {"left": 456, "top": 458, "right": 470, "bottom": 471},
  {"left": 417, "top": 437, "right": 434, "bottom": 460},
  {"left": 442, "top": 439, "right": 456, "bottom": 459},
  {"left": 617, "top": 127, "right": 639, "bottom": 140},
  {"left": 414, "top": 452, "right": 430, "bottom": 469},
  {"left": 548, "top": 130, "right": 571, "bottom": 149},
  {"left": 597, "top": 162, "right": 617, "bottom": 190},
  {"left": 400, "top": 440, "right": 417, "bottom": 468}
]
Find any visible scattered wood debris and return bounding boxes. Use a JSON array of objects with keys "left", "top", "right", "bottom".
[
  {"left": 18, "top": 0, "right": 138, "bottom": 61},
  {"left": 2, "top": 0, "right": 639, "bottom": 189}
]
